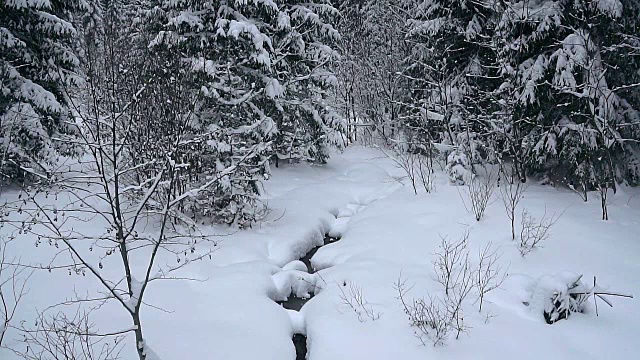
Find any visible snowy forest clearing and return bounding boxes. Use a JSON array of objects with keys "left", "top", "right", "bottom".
[
  {"left": 2, "top": 1, "right": 640, "bottom": 358},
  {"left": 2, "top": 147, "right": 639, "bottom": 360}
]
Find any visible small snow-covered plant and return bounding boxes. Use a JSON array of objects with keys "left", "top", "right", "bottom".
[
  {"left": 542, "top": 274, "right": 590, "bottom": 324},
  {"left": 475, "top": 243, "right": 508, "bottom": 313},
  {"left": 337, "top": 280, "right": 380, "bottom": 322},
  {"left": 538, "top": 274, "right": 633, "bottom": 324},
  {"left": 446, "top": 149, "right": 473, "bottom": 186},
  {"left": 465, "top": 168, "right": 497, "bottom": 221},
  {"left": 396, "top": 277, "right": 451, "bottom": 346},
  {"left": 499, "top": 166, "right": 528, "bottom": 240},
  {"left": 519, "top": 208, "right": 558, "bottom": 256}
]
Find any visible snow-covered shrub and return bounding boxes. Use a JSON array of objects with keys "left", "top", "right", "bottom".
[
  {"left": 446, "top": 149, "right": 473, "bottom": 185},
  {"left": 527, "top": 273, "right": 589, "bottom": 324},
  {"left": 544, "top": 276, "right": 589, "bottom": 324},
  {"left": 528, "top": 273, "right": 634, "bottom": 324}
]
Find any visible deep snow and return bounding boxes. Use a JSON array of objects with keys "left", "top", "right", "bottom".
[{"left": 1, "top": 146, "right": 639, "bottom": 360}]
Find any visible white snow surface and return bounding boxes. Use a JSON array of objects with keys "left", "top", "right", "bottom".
[{"left": 1, "top": 146, "right": 639, "bottom": 359}]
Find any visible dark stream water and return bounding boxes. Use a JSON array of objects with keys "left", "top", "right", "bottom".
[{"left": 277, "top": 233, "right": 341, "bottom": 360}]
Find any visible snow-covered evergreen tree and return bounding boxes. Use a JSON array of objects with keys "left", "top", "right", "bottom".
[
  {"left": 0, "top": 0, "right": 81, "bottom": 179},
  {"left": 495, "top": 0, "right": 640, "bottom": 188},
  {"left": 405, "top": 0, "right": 499, "bottom": 170},
  {"left": 146, "top": 0, "right": 342, "bottom": 225},
  {"left": 268, "top": 1, "right": 343, "bottom": 164}
]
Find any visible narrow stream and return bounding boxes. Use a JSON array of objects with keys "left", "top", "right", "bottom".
[
  {"left": 277, "top": 233, "right": 341, "bottom": 359},
  {"left": 278, "top": 233, "right": 340, "bottom": 310},
  {"left": 293, "top": 334, "right": 308, "bottom": 360}
]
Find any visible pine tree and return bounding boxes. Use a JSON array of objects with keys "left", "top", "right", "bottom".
[{"left": 1, "top": 0, "right": 82, "bottom": 179}]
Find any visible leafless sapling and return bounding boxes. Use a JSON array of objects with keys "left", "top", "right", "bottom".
[
  {"left": 465, "top": 169, "right": 497, "bottom": 221},
  {"left": 474, "top": 242, "right": 507, "bottom": 313},
  {"left": 395, "top": 276, "right": 451, "bottom": 346},
  {"left": 499, "top": 166, "right": 528, "bottom": 240},
  {"left": 1, "top": 19, "right": 261, "bottom": 360},
  {"left": 337, "top": 280, "right": 381, "bottom": 322},
  {"left": 519, "top": 208, "right": 559, "bottom": 257},
  {"left": 12, "top": 307, "right": 124, "bottom": 360},
  {"left": 0, "top": 237, "right": 32, "bottom": 347}
]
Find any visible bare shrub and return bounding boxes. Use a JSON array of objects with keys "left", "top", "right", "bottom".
[
  {"left": 396, "top": 277, "right": 450, "bottom": 346},
  {"left": 378, "top": 145, "right": 435, "bottom": 195},
  {"left": 1, "top": 236, "right": 31, "bottom": 347},
  {"left": 337, "top": 280, "right": 380, "bottom": 322},
  {"left": 386, "top": 149, "right": 419, "bottom": 194},
  {"left": 465, "top": 170, "right": 497, "bottom": 221},
  {"left": 519, "top": 208, "right": 558, "bottom": 256},
  {"left": 12, "top": 308, "right": 124, "bottom": 360},
  {"left": 433, "top": 231, "right": 470, "bottom": 296},
  {"left": 499, "top": 168, "right": 528, "bottom": 240},
  {"left": 443, "top": 257, "right": 474, "bottom": 339},
  {"left": 431, "top": 231, "right": 476, "bottom": 338},
  {"left": 396, "top": 231, "right": 477, "bottom": 346},
  {"left": 417, "top": 153, "right": 435, "bottom": 193},
  {"left": 475, "top": 243, "right": 508, "bottom": 312},
  {"left": 597, "top": 184, "right": 610, "bottom": 221}
]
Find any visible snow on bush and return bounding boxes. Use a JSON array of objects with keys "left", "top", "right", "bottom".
[
  {"left": 527, "top": 273, "right": 634, "bottom": 324},
  {"left": 533, "top": 273, "right": 590, "bottom": 324},
  {"left": 446, "top": 149, "right": 473, "bottom": 186}
]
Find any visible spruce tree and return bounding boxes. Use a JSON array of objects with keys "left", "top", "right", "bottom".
[
  {"left": 147, "top": 0, "right": 342, "bottom": 226},
  {"left": 1, "top": 0, "right": 81, "bottom": 179},
  {"left": 269, "top": 1, "right": 343, "bottom": 165},
  {"left": 406, "top": 0, "right": 499, "bottom": 171},
  {"left": 495, "top": 0, "right": 640, "bottom": 188}
]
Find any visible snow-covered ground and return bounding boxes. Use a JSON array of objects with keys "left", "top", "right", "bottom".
[{"left": 2, "top": 146, "right": 639, "bottom": 359}]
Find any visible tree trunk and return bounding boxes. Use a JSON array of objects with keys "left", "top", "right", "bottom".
[{"left": 133, "top": 312, "right": 146, "bottom": 360}]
